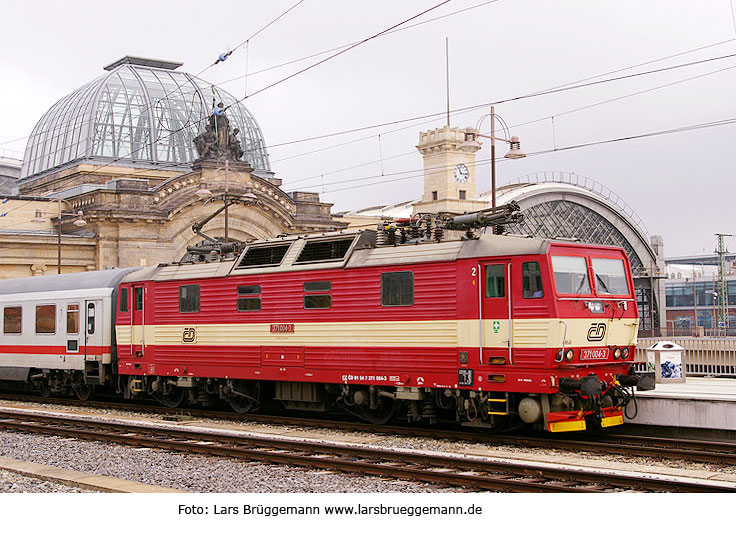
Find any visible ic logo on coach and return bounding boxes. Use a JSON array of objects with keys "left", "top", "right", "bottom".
[
  {"left": 587, "top": 322, "right": 606, "bottom": 342},
  {"left": 182, "top": 327, "right": 197, "bottom": 343}
]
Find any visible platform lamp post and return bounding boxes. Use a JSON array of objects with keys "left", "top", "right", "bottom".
[
  {"left": 32, "top": 193, "right": 87, "bottom": 274},
  {"left": 460, "top": 105, "right": 526, "bottom": 210}
]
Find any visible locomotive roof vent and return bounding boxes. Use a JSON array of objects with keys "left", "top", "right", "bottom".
[{"left": 236, "top": 243, "right": 292, "bottom": 269}]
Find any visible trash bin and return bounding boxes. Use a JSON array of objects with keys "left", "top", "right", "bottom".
[{"left": 646, "top": 341, "right": 686, "bottom": 383}]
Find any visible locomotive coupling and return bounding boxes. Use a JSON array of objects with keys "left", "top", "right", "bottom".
[{"left": 559, "top": 375, "right": 604, "bottom": 396}]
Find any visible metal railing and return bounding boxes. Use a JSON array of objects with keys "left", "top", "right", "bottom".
[{"left": 635, "top": 337, "right": 736, "bottom": 377}]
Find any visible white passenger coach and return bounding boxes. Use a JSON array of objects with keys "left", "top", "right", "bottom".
[{"left": 0, "top": 268, "right": 138, "bottom": 398}]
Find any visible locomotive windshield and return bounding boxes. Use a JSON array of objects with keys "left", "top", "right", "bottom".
[
  {"left": 591, "top": 257, "right": 630, "bottom": 295},
  {"left": 551, "top": 256, "right": 591, "bottom": 295}
]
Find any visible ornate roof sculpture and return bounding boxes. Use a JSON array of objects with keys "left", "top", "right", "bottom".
[{"left": 20, "top": 56, "right": 271, "bottom": 180}]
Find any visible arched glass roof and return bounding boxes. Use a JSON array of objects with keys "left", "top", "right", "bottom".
[{"left": 21, "top": 57, "right": 271, "bottom": 179}]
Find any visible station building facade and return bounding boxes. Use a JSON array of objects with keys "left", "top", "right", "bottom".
[{"left": 2, "top": 63, "right": 666, "bottom": 336}]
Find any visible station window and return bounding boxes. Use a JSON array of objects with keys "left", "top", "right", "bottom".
[
  {"left": 3, "top": 306, "right": 21, "bottom": 334},
  {"left": 119, "top": 287, "right": 128, "bottom": 313},
  {"left": 459, "top": 190, "right": 466, "bottom": 200},
  {"left": 67, "top": 304, "right": 79, "bottom": 334},
  {"left": 179, "top": 285, "right": 200, "bottom": 313},
  {"left": 36, "top": 304, "right": 56, "bottom": 334},
  {"left": 237, "top": 285, "right": 262, "bottom": 311},
  {"left": 485, "top": 265, "right": 505, "bottom": 298},
  {"left": 522, "top": 262, "right": 544, "bottom": 299},
  {"left": 382, "top": 271, "right": 414, "bottom": 306},
  {"left": 304, "top": 281, "right": 332, "bottom": 309}
]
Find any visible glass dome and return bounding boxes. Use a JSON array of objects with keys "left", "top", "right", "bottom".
[{"left": 20, "top": 57, "right": 271, "bottom": 179}]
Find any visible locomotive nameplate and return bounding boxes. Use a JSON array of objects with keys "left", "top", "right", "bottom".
[
  {"left": 580, "top": 348, "right": 609, "bottom": 361},
  {"left": 270, "top": 323, "right": 295, "bottom": 333}
]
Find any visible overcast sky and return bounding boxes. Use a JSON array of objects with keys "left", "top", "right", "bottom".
[{"left": 1, "top": 0, "right": 735, "bottom": 258}]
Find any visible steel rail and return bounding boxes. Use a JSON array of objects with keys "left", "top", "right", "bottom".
[
  {"left": 0, "top": 408, "right": 732, "bottom": 493},
  {"left": 1, "top": 393, "right": 734, "bottom": 466}
]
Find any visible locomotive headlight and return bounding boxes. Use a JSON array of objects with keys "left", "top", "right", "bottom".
[
  {"left": 587, "top": 301, "right": 605, "bottom": 313},
  {"left": 555, "top": 349, "right": 564, "bottom": 363},
  {"left": 613, "top": 347, "right": 622, "bottom": 360},
  {"left": 622, "top": 347, "right": 630, "bottom": 360},
  {"left": 564, "top": 349, "right": 575, "bottom": 361}
]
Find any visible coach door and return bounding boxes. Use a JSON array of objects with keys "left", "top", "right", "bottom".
[
  {"left": 481, "top": 262, "right": 512, "bottom": 365},
  {"left": 84, "top": 300, "right": 103, "bottom": 362},
  {"left": 132, "top": 284, "right": 145, "bottom": 357}
]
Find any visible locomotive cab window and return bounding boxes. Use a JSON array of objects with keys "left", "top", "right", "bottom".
[
  {"left": 35, "top": 304, "right": 56, "bottom": 334},
  {"left": 237, "top": 285, "right": 262, "bottom": 312},
  {"left": 3, "top": 306, "right": 22, "bottom": 334},
  {"left": 485, "top": 265, "right": 505, "bottom": 298},
  {"left": 382, "top": 271, "right": 414, "bottom": 306},
  {"left": 551, "top": 256, "right": 591, "bottom": 295},
  {"left": 119, "top": 287, "right": 128, "bottom": 312},
  {"left": 592, "top": 257, "right": 630, "bottom": 295},
  {"left": 304, "top": 281, "right": 332, "bottom": 309},
  {"left": 522, "top": 262, "right": 544, "bottom": 299},
  {"left": 134, "top": 287, "right": 143, "bottom": 311},
  {"left": 179, "top": 285, "right": 200, "bottom": 313}
]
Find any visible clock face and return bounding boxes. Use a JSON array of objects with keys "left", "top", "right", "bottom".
[{"left": 454, "top": 163, "right": 469, "bottom": 183}]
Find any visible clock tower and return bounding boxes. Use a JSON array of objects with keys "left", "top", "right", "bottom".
[{"left": 412, "top": 125, "right": 488, "bottom": 215}]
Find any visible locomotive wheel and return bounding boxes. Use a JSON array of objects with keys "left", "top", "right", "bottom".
[
  {"left": 358, "top": 397, "right": 399, "bottom": 425},
  {"left": 38, "top": 382, "right": 51, "bottom": 398},
  {"left": 156, "top": 387, "right": 185, "bottom": 408},
  {"left": 227, "top": 382, "right": 260, "bottom": 414},
  {"left": 73, "top": 385, "right": 94, "bottom": 401}
]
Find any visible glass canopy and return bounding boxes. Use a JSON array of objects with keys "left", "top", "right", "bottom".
[{"left": 21, "top": 59, "right": 271, "bottom": 179}]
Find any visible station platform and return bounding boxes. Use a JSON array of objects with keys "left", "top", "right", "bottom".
[{"left": 623, "top": 377, "right": 736, "bottom": 440}]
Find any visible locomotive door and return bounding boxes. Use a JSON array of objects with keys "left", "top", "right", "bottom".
[
  {"left": 83, "top": 300, "right": 103, "bottom": 362},
  {"left": 132, "top": 284, "right": 145, "bottom": 357},
  {"left": 481, "top": 262, "right": 512, "bottom": 365}
]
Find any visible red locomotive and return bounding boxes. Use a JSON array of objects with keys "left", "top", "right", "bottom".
[
  {"left": 110, "top": 206, "right": 649, "bottom": 432},
  {"left": 0, "top": 204, "right": 650, "bottom": 432}
]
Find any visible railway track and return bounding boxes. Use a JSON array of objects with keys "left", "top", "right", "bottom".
[
  {"left": 0, "top": 407, "right": 732, "bottom": 492},
  {"left": 1, "top": 393, "right": 735, "bottom": 467}
]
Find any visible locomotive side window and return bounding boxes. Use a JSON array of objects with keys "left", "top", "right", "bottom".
[
  {"left": 522, "top": 262, "right": 544, "bottom": 299},
  {"left": 119, "top": 287, "right": 128, "bottom": 312},
  {"left": 304, "top": 281, "right": 332, "bottom": 309},
  {"left": 485, "top": 265, "right": 505, "bottom": 298},
  {"left": 35, "top": 304, "right": 56, "bottom": 334},
  {"left": 134, "top": 287, "right": 143, "bottom": 311},
  {"left": 551, "top": 256, "right": 590, "bottom": 294},
  {"left": 179, "top": 285, "right": 200, "bottom": 313},
  {"left": 591, "top": 257, "right": 630, "bottom": 295},
  {"left": 382, "top": 271, "right": 414, "bottom": 306},
  {"left": 3, "top": 306, "right": 22, "bottom": 334},
  {"left": 66, "top": 304, "right": 80, "bottom": 334},
  {"left": 237, "top": 285, "right": 262, "bottom": 311}
]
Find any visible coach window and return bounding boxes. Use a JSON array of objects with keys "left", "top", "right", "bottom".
[
  {"left": 485, "top": 265, "right": 505, "bottom": 298},
  {"left": 87, "top": 303, "right": 96, "bottom": 335},
  {"left": 304, "top": 281, "right": 332, "bottom": 309},
  {"left": 237, "top": 285, "right": 262, "bottom": 311},
  {"left": 119, "top": 287, "right": 128, "bottom": 313},
  {"left": 591, "top": 257, "right": 630, "bottom": 296},
  {"left": 382, "top": 271, "right": 414, "bottom": 306},
  {"left": 134, "top": 287, "right": 143, "bottom": 311},
  {"left": 36, "top": 304, "right": 56, "bottom": 334},
  {"left": 3, "top": 306, "right": 22, "bottom": 334},
  {"left": 179, "top": 285, "right": 200, "bottom": 313},
  {"left": 522, "top": 262, "right": 544, "bottom": 299},
  {"left": 67, "top": 304, "right": 80, "bottom": 335}
]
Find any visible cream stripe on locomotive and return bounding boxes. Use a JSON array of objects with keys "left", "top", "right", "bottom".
[{"left": 117, "top": 318, "right": 639, "bottom": 349}]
